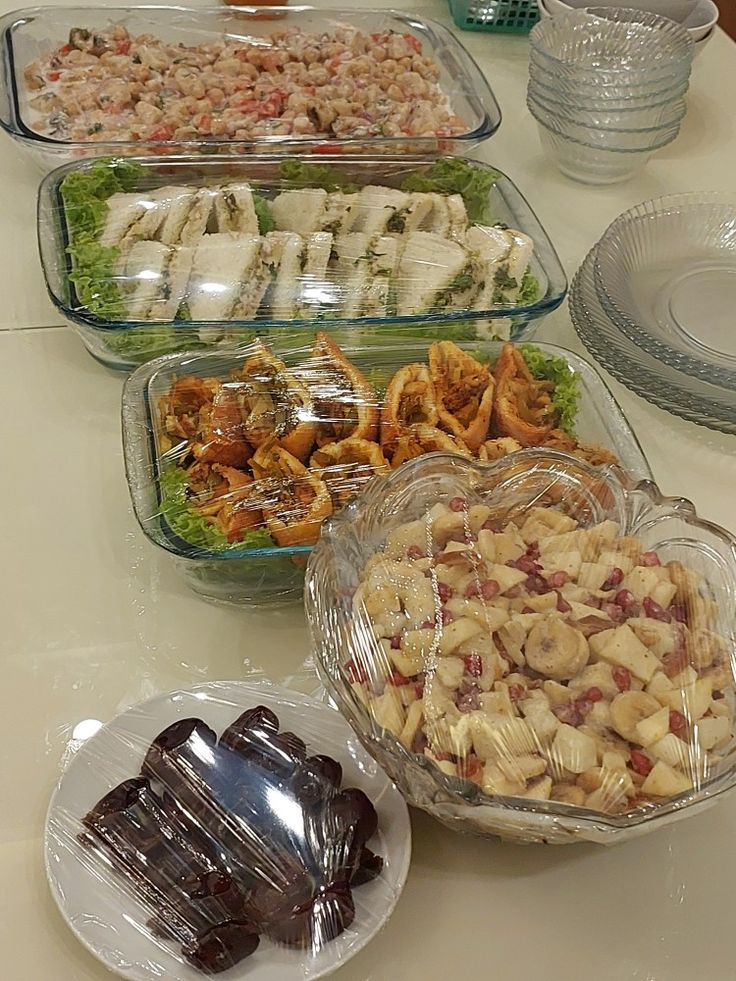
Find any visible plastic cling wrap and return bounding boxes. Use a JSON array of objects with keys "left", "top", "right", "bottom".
[
  {"left": 305, "top": 450, "right": 736, "bottom": 845},
  {"left": 44, "top": 681, "right": 411, "bottom": 980},
  {"left": 1, "top": 5, "right": 500, "bottom": 169},
  {"left": 122, "top": 336, "right": 651, "bottom": 605},
  {"left": 38, "top": 155, "right": 567, "bottom": 370}
]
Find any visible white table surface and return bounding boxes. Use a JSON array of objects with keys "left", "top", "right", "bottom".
[{"left": 2, "top": 2, "right": 736, "bottom": 980}]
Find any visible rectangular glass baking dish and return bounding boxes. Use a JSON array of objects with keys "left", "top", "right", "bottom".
[
  {"left": 121, "top": 335, "right": 651, "bottom": 606},
  {"left": 1, "top": 5, "right": 501, "bottom": 171},
  {"left": 38, "top": 153, "right": 567, "bottom": 371}
]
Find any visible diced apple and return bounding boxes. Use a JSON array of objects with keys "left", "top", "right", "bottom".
[
  {"left": 488, "top": 563, "right": 528, "bottom": 594},
  {"left": 520, "top": 699, "right": 560, "bottom": 742},
  {"left": 480, "top": 689, "right": 514, "bottom": 717},
  {"left": 540, "top": 549, "right": 582, "bottom": 580},
  {"left": 668, "top": 666, "right": 698, "bottom": 690},
  {"left": 467, "top": 504, "right": 492, "bottom": 535},
  {"left": 399, "top": 699, "right": 425, "bottom": 750},
  {"left": 425, "top": 748, "right": 458, "bottom": 778},
  {"left": 658, "top": 678, "right": 712, "bottom": 721},
  {"left": 539, "top": 530, "right": 582, "bottom": 555},
  {"left": 446, "top": 597, "right": 509, "bottom": 631},
  {"left": 523, "top": 775, "right": 553, "bottom": 800},
  {"left": 650, "top": 580, "right": 678, "bottom": 609},
  {"left": 435, "top": 656, "right": 465, "bottom": 690},
  {"left": 602, "top": 751, "right": 628, "bottom": 771},
  {"left": 543, "top": 680, "right": 571, "bottom": 707},
  {"left": 371, "top": 689, "right": 406, "bottom": 736},
  {"left": 709, "top": 699, "right": 731, "bottom": 719},
  {"left": 635, "top": 705, "right": 670, "bottom": 747},
  {"left": 589, "top": 628, "right": 616, "bottom": 660},
  {"left": 627, "top": 617, "right": 678, "bottom": 658},
  {"left": 641, "top": 760, "right": 692, "bottom": 797},
  {"left": 650, "top": 733, "right": 692, "bottom": 770},
  {"left": 598, "top": 624, "right": 660, "bottom": 682},
  {"left": 578, "top": 562, "right": 612, "bottom": 590},
  {"left": 695, "top": 715, "right": 731, "bottom": 751},
  {"left": 490, "top": 531, "right": 525, "bottom": 565},
  {"left": 647, "top": 671, "right": 675, "bottom": 699},
  {"left": 550, "top": 724, "right": 598, "bottom": 773},
  {"left": 569, "top": 662, "right": 619, "bottom": 700},
  {"left": 598, "top": 549, "right": 634, "bottom": 574},
  {"left": 402, "top": 628, "right": 436, "bottom": 660},
  {"left": 620, "top": 566, "right": 662, "bottom": 601},
  {"left": 438, "top": 617, "right": 484, "bottom": 657},
  {"left": 522, "top": 592, "right": 558, "bottom": 613},
  {"left": 482, "top": 762, "right": 526, "bottom": 797}
]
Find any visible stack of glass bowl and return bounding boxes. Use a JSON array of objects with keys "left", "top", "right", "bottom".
[
  {"left": 570, "top": 191, "right": 736, "bottom": 434},
  {"left": 528, "top": 7, "right": 694, "bottom": 184}
]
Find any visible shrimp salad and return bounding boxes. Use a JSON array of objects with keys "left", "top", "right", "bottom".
[
  {"left": 350, "top": 499, "right": 734, "bottom": 815},
  {"left": 23, "top": 23, "right": 466, "bottom": 144}
]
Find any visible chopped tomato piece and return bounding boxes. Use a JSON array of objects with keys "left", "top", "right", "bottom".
[
  {"left": 404, "top": 33, "right": 423, "bottom": 54},
  {"left": 149, "top": 124, "right": 174, "bottom": 141},
  {"left": 116, "top": 40, "right": 131, "bottom": 55},
  {"left": 47, "top": 70, "right": 61, "bottom": 82}
]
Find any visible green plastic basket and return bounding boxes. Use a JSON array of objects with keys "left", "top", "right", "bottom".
[{"left": 449, "top": 0, "right": 540, "bottom": 33}]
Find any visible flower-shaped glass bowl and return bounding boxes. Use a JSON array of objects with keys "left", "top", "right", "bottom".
[
  {"left": 529, "top": 102, "right": 681, "bottom": 151},
  {"left": 305, "top": 449, "right": 736, "bottom": 845},
  {"left": 530, "top": 7, "right": 694, "bottom": 78},
  {"left": 528, "top": 59, "right": 690, "bottom": 108},
  {"left": 527, "top": 82, "right": 687, "bottom": 132},
  {"left": 592, "top": 193, "right": 736, "bottom": 389},
  {"left": 535, "top": 123, "right": 656, "bottom": 185}
]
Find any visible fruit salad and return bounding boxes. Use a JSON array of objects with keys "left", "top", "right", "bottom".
[{"left": 349, "top": 498, "right": 734, "bottom": 815}]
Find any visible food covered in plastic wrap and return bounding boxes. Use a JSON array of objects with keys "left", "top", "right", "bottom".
[
  {"left": 45, "top": 682, "right": 411, "bottom": 979},
  {"left": 38, "top": 155, "right": 567, "bottom": 369},
  {"left": 123, "top": 337, "right": 651, "bottom": 604},
  {"left": 306, "top": 450, "right": 736, "bottom": 844}
]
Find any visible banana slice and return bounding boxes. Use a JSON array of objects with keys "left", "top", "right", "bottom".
[
  {"left": 525, "top": 617, "right": 590, "bottom": 681},
  {"left": 609, "top": 691, "right": 662, "bottom": 743}
]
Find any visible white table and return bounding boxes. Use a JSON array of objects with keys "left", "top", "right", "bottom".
[{"left": 2, "top": 3, "right": 736, "bottom": 979}]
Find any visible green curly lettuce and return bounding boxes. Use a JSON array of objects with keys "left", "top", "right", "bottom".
[
  {"left": 61, "top": 158, "right": 144, "bottom": 320},
  {"left": 253, "top": 192, "right": 276, "bottom": 234},
  {"left": 279, "top": 159, "right": 359, "bottom": 193},
  {"left": 400, "top": 159, "right": 500, "bottom": 223},
  {"left": 520, "top": 344, "right": 579, "bottom": 435},
  {"left": 159, "top": 465, "right": 275, "bottom": 552},
  {"left": 518, "top": 270, "right": 541, "bottom": 307}
]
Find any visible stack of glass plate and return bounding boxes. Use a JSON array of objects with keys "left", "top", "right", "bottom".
[{"left": 570, "top": 191, "right": 736, "bottom": 434}]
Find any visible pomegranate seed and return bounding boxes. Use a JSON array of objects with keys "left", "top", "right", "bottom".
[
  {"left": 508, "top": 683, "right": 525, "bottom": 702},
  {"left": 526, "top": 542, "right": 540, "bottom": 559},
  {"left": 465, "top": 582, "right": 480, "bottom": 598},
  {"left": 586, "top": 594, "right": 603, "bottom": 610},
  {"left": 547, "top": 570, "right": 569, "bottom": 589},
  {"left": 669, "top": 709, "right": 687, "bottom": 734},
  {"left": 602, "top": 602, "right": 625, "bottom": 622},
  {"left": 669, "top": 604, "right": 688, "bottom": 624},
  {"left": 390, "top": 635, "right": 402, "bottom": 649},
  {"left": 555, "top": 591, "right": 572, "bottom": 613},
  {"left": 464, "top": 654, "right": 483, "bottom": 678},
  {"left": 505, "top": 586, "right": 522, "bottom": 598},
  {"left": 437, "top": 582, "right": 453, "bottom": 603},
  {"left": 663, "top": 648, "right": 689, "bottom": 678},
  {"left": 481, "top": 579, "right": 500, "bottom": 600},
  {"left": 522, "top": 605, "right": 534, "bottom": 614},
  {"left": 575, "top": 697, "right": 594, "bottom": 716},
  {"left": 415, "top": 683, "right": 425, "bottom": 698},
  {"left": 389, "top": 670, "right": 409, "bottom": 686},
  {"left": 643, "top": 596, "right": 671, "bottom": 622},
  {"left": 449, "top": 496, "right": 466, "bottom": 512},
  {"left": 346, "top": 659, "right": 368, "bottom": 684},
  {"left": 481, "top": 519, "right": 499, "bottom": 531},
  {"left": 630, "top": 750, "right": 653, "bottom": 777},
  {"left": 615, "top": 589, "right": 635, "bottom": 609},
  {"left": 439, "top": 609, "right": 454, "bottom": 626},
  {"left": 612, "top": 666, "right": 631, "bottom": 692},
  {"left": 406, "top": 545, "right": 424, "bottom": 560},
  {"left": 553, "top": 701, "right": 582, "bottom": 727},
  {"left": 641, "top": 551, "right": 661, "bottom": 567},
  {"left": 514, "top": 554, "right": 541, "bottom": 574},
  {"left": 586, "top": 687, "right": 603, "bottom": 702},
  {"left": 602, "top": 567, "right": 624, "bottom": 591},
  {"left": 526, "top": 574, "right": 548, "bottom": 594}
]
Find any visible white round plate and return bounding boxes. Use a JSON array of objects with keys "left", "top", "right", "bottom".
[{"left": 44, "top": 680, "right": 412, "bottom": 981}]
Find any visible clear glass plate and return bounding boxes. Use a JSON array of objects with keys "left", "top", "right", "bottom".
[
  {"left": 592, "top": 193, "right": 736, "bottom": 389},
  {"left": 570, "top": 246, "right": 736, "bottom": 434}
]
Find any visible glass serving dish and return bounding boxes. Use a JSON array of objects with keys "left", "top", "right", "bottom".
[
  {"left": 121, "top": 336, "right": 651, "bottom": 606},
  {"left": 38, "top": 153, "right": 567, "bottom": 372},
  {"left": 592, "top": 193, "right": 736, "bottom": 389},
  {"left": 0, "top": 5, "right": 501, "bottom": 172},
  {"left": 305, "top": 449, "right": 736, "bottom": 845},
  {"left": 570, "top": 246, "right": 736, "bottom": 432}
]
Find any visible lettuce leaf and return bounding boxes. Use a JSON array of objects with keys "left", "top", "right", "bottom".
[
  {"left": 253, "top": 192, "right": 276, "bottom": 234},
  {"left": 159, "top": 465, "right": 275, "bottom": 552},
  {"left": 279, "top": 159, "right": 358, "bottom": 193},
  {"left": 518, "top": 270, "right": 541, "bottom": 307},
  {"left": 400, "top": 159, "right": 499, "bottom": 223},
  {"left": 520, "top": 344, "right": 579, "bottom": 435}
]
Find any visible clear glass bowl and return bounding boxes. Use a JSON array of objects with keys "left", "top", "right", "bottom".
[
  {"left": 570, "top": 246, "right": 736, "bottom": 432},
  {"left": 530, "top": 7, "right": 694, "bottom": 77},
  {"left": 535, "top": 124, "right": 657, "bottom": 185},
  {"left": 38, "top": 153, "right": 567, "bottom": 372},
  {"left": 527, "top": 82, "right": 687, "bottom": 132},
  {"left": 529, "top": 48, "right": 691, "bottom": 94},
  {"left": 530, "top": 102, "right": 681, "bottom": 151},
  {"left": 528, "top": 59, "right": 690, "bottom": 107},
  {"left": 592, "top": 193, "right": 736, "bottom": 389},
  {"left": 305, "top": 449, "right": 736, "bottom": 845},
  {"left": 0, "top": 5, "right": 501, "bottom": 173},
  {"left": 122, "top": 337, "right": 652, "bottom": 606}
]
